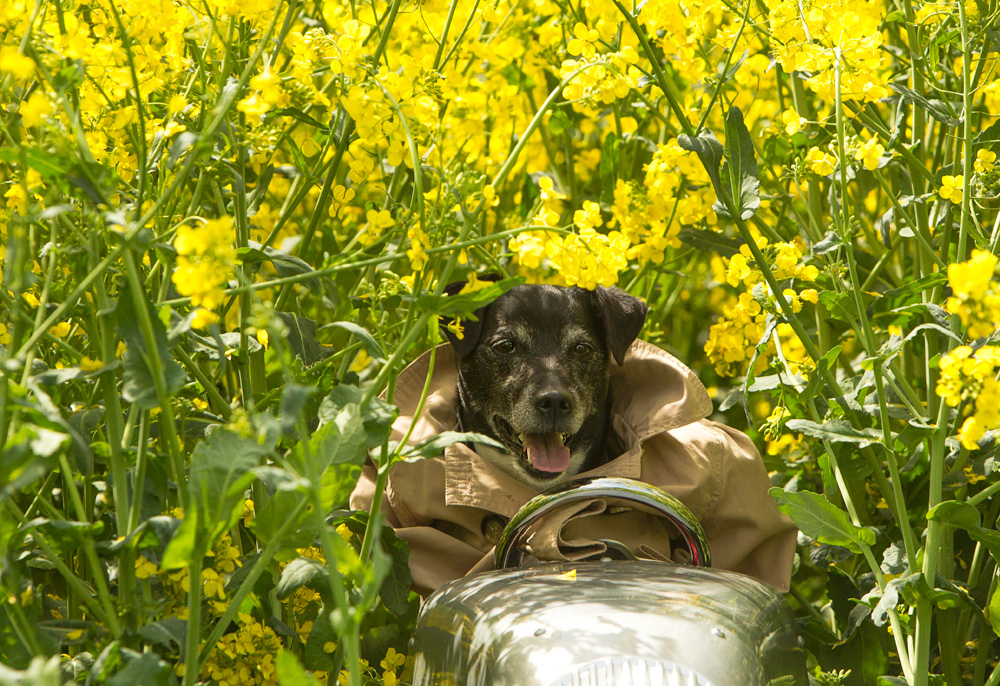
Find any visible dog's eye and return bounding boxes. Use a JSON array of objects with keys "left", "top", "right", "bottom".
[
  {"left": 573, "top": 342, "right": 593, "bottom": 357},
  {"left": 493, "top": 340, "right": 515, "bottom": 354}
]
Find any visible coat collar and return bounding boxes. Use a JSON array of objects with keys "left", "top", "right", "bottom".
[{"left": 389, "top": 340, "right": 713, "bottom": 518}]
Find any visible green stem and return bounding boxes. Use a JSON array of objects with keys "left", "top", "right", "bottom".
[
  {"left": 176, "top": 347, "right": 233, "bottom": 420},
  {"left": 833, "top": 58, "right": 919, "bottom": 572},
  {"left": 358, "top": 339, "right": 437, "bottom": 566},
  {"left": 182, "top": 550, "right": 205, "bottom": 686},
  {"left": 5, "top": 501, "right": 114, "bottom": 630},
  {"left": 609, "top": 0, "right": 694, "bottom": 137},
  {"left": 956, "top": 0, "right": 974, "bottom": 262},
  {"left": 57, "top": 455, "right": 122, "bottom": 637},
  {"left": 491, "top": 63, "right": 601, "bottom": 188},
  {"left": 122, "top": 249, "right": 187, "bottom": 509}
]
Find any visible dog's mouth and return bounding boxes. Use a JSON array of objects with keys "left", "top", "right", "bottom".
[
  {"left": 518, "top": 432, "right": 572, "bottom": 474},
  {"left": 494, "top": 416, "right": 573, "bottom": 475}
]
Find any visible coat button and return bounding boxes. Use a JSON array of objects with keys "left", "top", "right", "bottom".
[{"left": 481, "top": 515, "right": 507, "bottom": 545}]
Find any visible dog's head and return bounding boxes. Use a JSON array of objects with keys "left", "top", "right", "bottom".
[{"left": 441, "top": 282, "right": 647, "bottom": 488}]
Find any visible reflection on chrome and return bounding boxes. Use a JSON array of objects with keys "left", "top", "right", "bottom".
[{"left": 410, "top": 478, "right": 806, "bottom": 686}]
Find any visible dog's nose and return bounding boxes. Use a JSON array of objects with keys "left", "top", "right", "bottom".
[{"left": 535, "top": 390, "right": 573, "bottom": 419}]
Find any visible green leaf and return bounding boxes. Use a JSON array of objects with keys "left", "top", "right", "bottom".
[
  {"left": 275, "top": 312, "right": 335, "bottom": 366},
  {"left": 871, "top": 574, "right": 963, "bottom": 627},
  {"left": 116, "top": 289, "right": 185, "bottom": 410},
  {"left": 677, "top": 227, "right": 742, "bottom": 257},
  {"left": 872, "top": 271, "right": 947, "bottom": 317},
  {"left": 247, "top": 165, "right": 274, "bottom": 216},
  {"left": 378, "top": 526, "right": 412, "bottom": 615},
  {"left": 266, "top": 107, "right": 329, "bottom": 129},
  {"left": 23, "top": 518, "right": 103, "bottom": 556},
  {"left": 400, "top": 431, "right": 505, "bottom": 461},
  {"left": 871, "top": 574, "right": 915, "bottom": 626},
  {"left": 320, "top": 385, "right": 397, "bottom": 449},
  {"left": 0, "top": 656, "right": 64, "bottom": 686},
  {"left": 677, "top": 129, "right": 726, "bottom": 208},
  {"left": 303, "top": 607, "right": 338, "bottom": 671},
  {"left": 292, "top": 403, "right": 367, "bottom": 472},
  {"left": 168, "top": 132, "right": 198, "bottom": 167},
  {"left": 818, "top": 291, "right": 857, "bottom": 324},
  {"left": 241, "top": 241, "right": 321, "bottom": 295},
  {"left": 719, "top": 49, "right": 750, "bottom": 82},
  {"left": 413, "top": 276, "right": 525, "bottom": 317},
  {"left": 770, "top": 488, "right": 875, "bottom": 553},
  {"left": 26, "top": 426, "right": 69, "bottom": 458},
  {"left": 926, "top": 500, "right": 981, "bottom": 530},
  {"left": 189, "top": 430, "right": 268, "bottom": 543},
  {"left": 162, "top": 429, "right": 268, "bottom": 568},
  {"left": 784, "top": 419, "right": 882, "bottom": 446},
  {"left": 107, "top": 651, "right": 168, "bottom": 686},
  {"left": 880, "top": 542, "right": 908, "bottom": 575},
  {"left": 318, "top": 463, "right": 362, "bottom": 512},
  {"left": 989, "top": 586, "right": 1000, "bottom": 638},
  {"left": 276, "top": 650, "right": 321, "bottom": 686},
  {"left": 188, "top": 331, "right": 263, "bottom": 361},
  {"left": 0, "top": 148, "right": 69, "bottom": 183},
  {"left": 802, "top": 345, "right": 842, "bottom": 404},
  {"left": 278, "top": 383, "right": 316, "bottom": 436},
  {"left": 23, "top": 381, "right": 94, "bottom": 476},
  {"left": 720, "top": 106, "right": 760, "bottom": 220},
  {"left": 276, "top": 557, "right": 329, "bottom": 599},
  {"left": 251, "top": 483, "right": 317, "bottom": 548},
  {"left": 31, "top": 361, "right": 121, "bottom": 385},
  {"left": 926, "top": 501, "right": 1000, "bottom": 563},
  {"left": 137, "top": 618, "right": 187, "bottom": 649},
  {"left": 547, "top": 111, "right": 572, "bottom": 135},
  {"left": 320, "top": 321, "right": 387, "bottom": 362},
  {"left": 600, "top": 132, "right": 620, "bottom": 205},
  {"left": 973, "top": 118, "right": 1000, "bottom": 148},
  {"left": 160, "top": 511, "right": 198, "bottom": 571},
  {"left": 891, "top": 84, "right": 961, "bottom": 127}
]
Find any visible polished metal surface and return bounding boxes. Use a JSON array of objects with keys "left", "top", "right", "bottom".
[
  {"left": 409, "top": 562, "right": 807, "bottom": 686},
  {"left": 494, "top": 477, "right": 712, "bottom": 569},
  {"left": 549, "top": 657, "right": 716, "bottom": 686}
]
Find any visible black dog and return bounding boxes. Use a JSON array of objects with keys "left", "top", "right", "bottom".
[{"left": 441, "top": 283, "right": 647, "bottom": 489}]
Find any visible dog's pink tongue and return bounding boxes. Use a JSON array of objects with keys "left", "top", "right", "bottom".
[{"left": 523, "top": 433, "right": 570, "bottom": 473}]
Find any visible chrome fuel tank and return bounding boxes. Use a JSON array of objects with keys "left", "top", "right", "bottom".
[{"left": 409, "top": 561, "right": 806, "bottom": 686}]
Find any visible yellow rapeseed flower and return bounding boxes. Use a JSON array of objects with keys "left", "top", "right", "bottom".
[
  {"left": 20, "top": 91, "right": 54, "bottom": 127},
  {"left": 172, "top": 217, "right": 236, "bottom": 311},
  {"left": 780, "top": 110, "right": 805, "bottom": 135},
  {"left": 49, "top": 321, "right": 72, "bottom": 337},
  {"left": 79, "top": 357, "right": 104, "bottom": 372},
  {"left": 939, "top": 175, "right": 964, "bottom": 204},
  {"left": 567, "top": 23, "right": 600, "bottom": 59},
  {"left": 975, "top": 149, "right": 996, "bottom": 174},
  {"left": 806, "top": 147, "right": 836, "bottom": 176},
  {"left": 191, "top": 307, "right": 219, "bottom": 329},
  {"left": 854, "top": 137, "right": 885, "bottom": 171},
  {"left": 0, "top": 46, "right": 36, "bottom": 78}
]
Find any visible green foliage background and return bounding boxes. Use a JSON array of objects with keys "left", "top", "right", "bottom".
[{"left": 2, "top": 0, "right": 1000, "bottom": 683}]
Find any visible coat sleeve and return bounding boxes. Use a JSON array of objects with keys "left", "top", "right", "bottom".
[{"left": 699, "top": 421, "right": 798, "bottom": 592}]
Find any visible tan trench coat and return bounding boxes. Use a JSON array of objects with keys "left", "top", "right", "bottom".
[{"left": 350, "top": 340, "right": 797, "bottom": 595}]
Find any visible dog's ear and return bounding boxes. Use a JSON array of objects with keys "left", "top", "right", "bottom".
[
  {"left": 592, "top": 287, "right": 647, "bottom": 366},
  {"left": 439, "top": 275, "right": 502, "bottom": 356}
]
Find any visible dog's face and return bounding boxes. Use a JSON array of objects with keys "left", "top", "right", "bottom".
[{"left": 442, "top": 283, "right": 647, "bottom": 489}]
